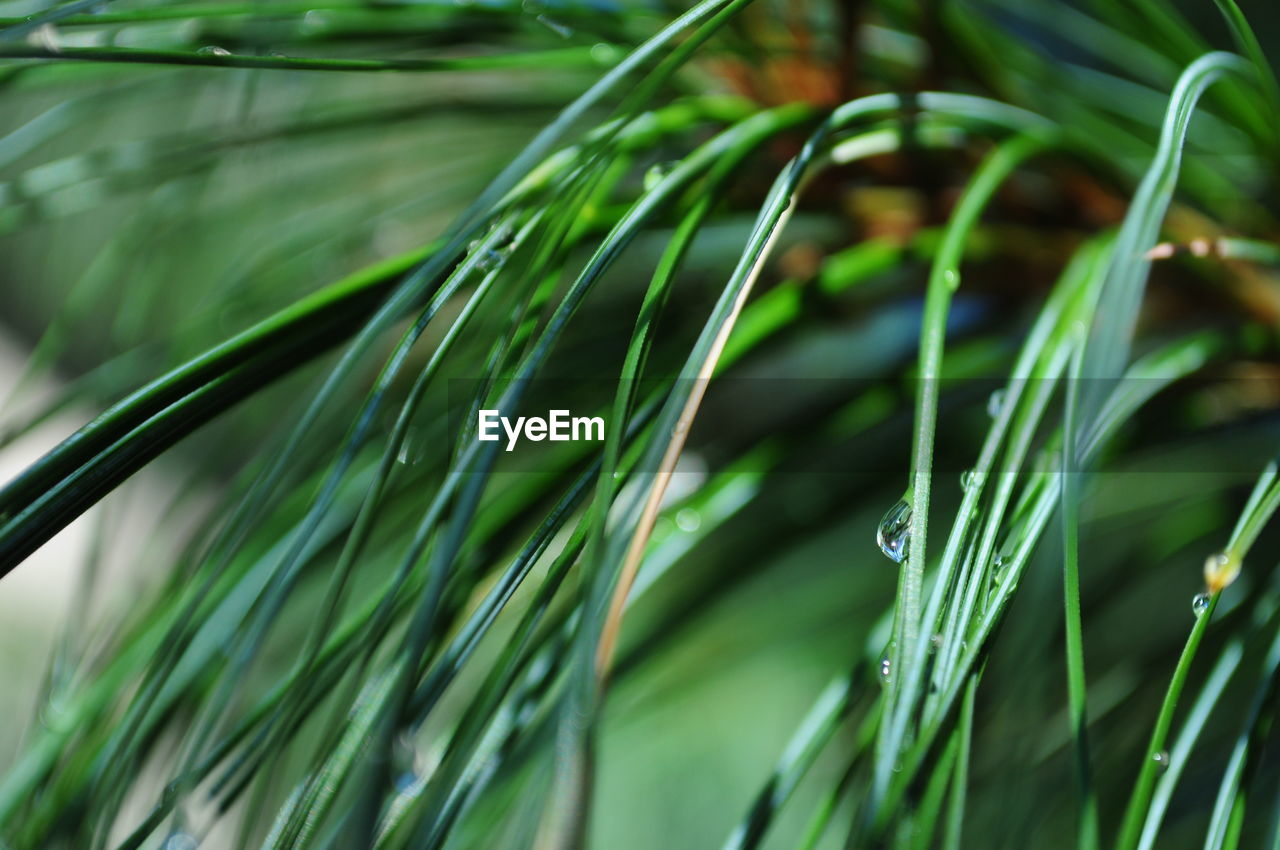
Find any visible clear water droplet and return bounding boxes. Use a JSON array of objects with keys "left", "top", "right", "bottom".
[
  {"left": 879, "top": 650, "right": 892, "bottom": 685},
  {"left": 536, "top": 13, "right": 573, "bottom": 37},
  {"left": 643, "top": 161, "right": 677, "bottom": 192},
  {"left": 397, "top": 433, "right": 422, "bottom": 466},
  {"left": 986, "top": 388, "right": 1006, "bottom": 419},
  {"left": 876, "top": 497, "right": 912, "bottom": 564},
  {"left": 675, "top": 507, "right": 701, "bottom": 533},
  {"left": 590, "top": 42, "right": 620, "bottom": 64},
  {"left": 162, "top": 834, "right": 199, "bottom": 850},
  {"left": 28, "top": 23, "right": 59, "bottom": 51},
  {"left": 960, "top": 469, "right": 975, "bottom": 491},
  {"left": 197, "top": 45, "right": 231, "bottom": 56},
  {"left": 1192, "top": 592, "right": 1210, "bottom": 618},
  {"left": 465, "top": 236, "right": 502, "bottom": 271},
  {"left": 943, "top": 268, "right": 960, "bottom": 291},
  {"left": 491, "top": 222, "right": 515, "bottom": 254},
  {"left": 392, "top": 730, "right": 422, "bottom": 787},
  {"left": 929, "top": 633, "right": 943, "bottom": 650},
  {"left": 1153, "top": 750, "right": 1170, "bottom": 772}
]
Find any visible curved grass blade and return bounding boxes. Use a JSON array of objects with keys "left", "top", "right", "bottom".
[{"left": 721, "top": 676, "right": 855, "bottom": 850}]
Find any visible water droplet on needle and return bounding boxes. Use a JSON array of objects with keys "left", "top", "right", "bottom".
[
  {"left": 987, "top": 388, "right": 1006, "bottom": 419},
  {"left": 876, "top": 496, "right": 912, "bottom": 564},
  {"left": 644, "top": 161, "right": 677, "bottom": 192}
]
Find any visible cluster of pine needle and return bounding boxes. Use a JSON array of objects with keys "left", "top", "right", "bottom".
[{"left": 1, "top": 0, "right": 1280, "bottom": 848}]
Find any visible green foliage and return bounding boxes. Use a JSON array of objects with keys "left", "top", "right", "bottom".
[{"left": 1, "top": 0, "right": 1279, "bottom": 848}]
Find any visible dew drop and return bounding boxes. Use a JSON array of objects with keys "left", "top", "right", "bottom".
[
  {"left": 986, "top": 388, "right": 1006, "bottom": 419},
  {"left": 929, "top": 633, "right": 943, "bottom": 650},
  {"left": 1153, "top": 750, "right": 1170, "bottom": 772},
  {"left": 590, "top": 42, "right": 620, "bottom": 64},
  {"left": 943, "top": 268, "right": 960, "bottom": 291},
  {"left": 1192, "top": 592, "right": 1210, "bottom": 618},
  {"left": 162, "top": 834, "right": 199, "bottom": 850},
  {"left": 992, "top": 553, "right": 1008, "bottom": 587},
  {"left": 879, "top": 650, "right": 892, "bottom": 685},
  {"left": 536, "top": 14, "right": 573, "bottom": 38},
  {"left": 643, "top": 161, "right": 677, "bottom": 192},
  {"left": 28, "top": 23, "right": 59, "bottom": 52},
  {"left": 465, "top": 236, "right": 503, "bottom": 271},
  {"left": 876, "top": 497, "right": 912, "bottom": 564},
  {"left": 675, "top": 507, "right": 701, "bottom": 533},
  {"left": 490, "top": 221, "right": 515, "bottom": 252},
  {"left": 392, "top": 730, "right": 423, "bottom": 786},
  {"left": 960, "top": 469, "right": 975, "bottom": 491},
  {"left": 197, "top": 45, "right": 231, "bottom": 56}
]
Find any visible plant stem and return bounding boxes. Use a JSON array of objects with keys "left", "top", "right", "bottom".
[{"left": 1115, "top": 592, "right": 1219, "bottom": 850}]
